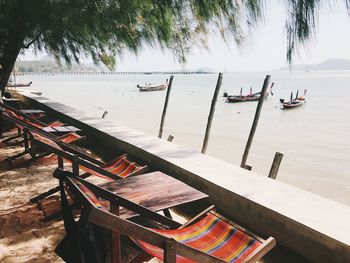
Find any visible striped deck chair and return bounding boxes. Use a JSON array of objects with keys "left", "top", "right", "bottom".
[
  {"left": 4, "top": 120, "right": 84, "bottom": 166},
  {"left": 134, "top": 211, "right": 270, "bottom": 263},
  {"left": 27, "top": 128, "right": 147, "bottom": 206},
  {"left": 0, "top": 102, "right": 65, "bottom": 145},
  {"left": 24, "top": 129, "right": 145, "bottom": 181},
  {"left": 57, "top": 170, "right": 276, "bottom": 263}
]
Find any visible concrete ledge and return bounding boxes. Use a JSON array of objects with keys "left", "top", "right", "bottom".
[{"left": 17, "top": 91, "right": 350, "bottom": 262}]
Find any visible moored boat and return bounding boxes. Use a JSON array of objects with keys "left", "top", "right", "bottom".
[
  {"left": 137, "top": 79, "right": 168, "bottom": 92},
  {"left": 226, "top": 83, "right": 274, "bottom": 103},
  {"left": 280, "top": 89, "right": 306, "bottom": 109},
  {"left": 7, "top": 81, "right": 32, "bottom": 88}
]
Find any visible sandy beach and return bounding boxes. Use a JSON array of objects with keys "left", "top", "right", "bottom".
[{"left": 0, "top": 130, "right": 64, "bottom": 263}]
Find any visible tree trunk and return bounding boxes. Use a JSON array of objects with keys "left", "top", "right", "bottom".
[{"left": 0, "top": 43, "right": 22, "bottom": 93}]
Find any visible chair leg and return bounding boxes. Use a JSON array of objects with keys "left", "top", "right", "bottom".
[
  {"left": 1, "top": 133, "right": 23, "bottom": 145},
  {"left": 164, "top": 239, "right": 177, "bottom": 263},
  {"left": 111, "top": 202, "right": 122, "bottom": 263},
  {"left": 30, "top": 186, "right": 60, "bottom": 203},
  {"left": 30, "top": 151, "right": 51, "bottom": 162},
  {"left": 5, "top": 149, "right": 29, "bottom": 166}
]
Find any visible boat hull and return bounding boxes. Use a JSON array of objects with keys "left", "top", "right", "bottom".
[
  {"left": 137, "top": 84, "right": 167, "bottom": 92},
  {"left": 226, "top": 93, "right": 269, "bottom": 103},
  {"left": 282, "top": 101, "right": 304, "bottom": 109},
  {"left": 7, "top": 82, "right": 32, "bottom": 88}
]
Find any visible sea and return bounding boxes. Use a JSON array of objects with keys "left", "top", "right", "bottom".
[{"left": 16, "top": 71, "right": 350, "bottom": 206}]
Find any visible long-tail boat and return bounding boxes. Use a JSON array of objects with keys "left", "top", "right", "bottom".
[
  {"left": 280, "top": 89, "right": 306, "bottom": 109},
  {"left": 7, "top": 81, "right": 33, "bottom": 88},
  {"left": 226, "top": 82, "right": 274, "bottom": 103},
  {"left": 137, "top": 79, "right": 168, "bottom": 92}
]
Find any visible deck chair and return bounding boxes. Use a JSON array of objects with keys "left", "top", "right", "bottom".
[
  {"left": 25, "top": 128, "right": 148, "bottom": 205},
  {"left": 2, "top": 114, "right": 84, "bottom": 166},
  {"left": 0, "top": 101, "right": 65, "bottom": 145},
  {"left": 56, "top": 170, "right": 276, "bottom": 263}
]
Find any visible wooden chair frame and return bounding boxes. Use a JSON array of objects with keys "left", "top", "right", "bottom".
[
  {"left": 1, "top": 114, "right": 85, "bottom": 166},
  {"left": 57, "top": 170, "right": 276, "bottom": 263},
  {"left": 22, "top": 127, "right": 147, "bottom": 205},
  {"left": 0, "top": 101, "right": 64, "bottom": 145}
]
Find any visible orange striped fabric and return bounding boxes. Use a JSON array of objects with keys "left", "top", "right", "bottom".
[
  {"left": 49, "top": 120, "right": 64, "bottom": 127},
  {"left": 33, "top": 133, "right": 62, "bottom": 149},
  {"left": 80, "top": 156, "right": 139, "bottom": 180},
  {"left": 72, "top": 179, "right": 105, "bottom": 209},
  {"left": 59, "top": 133, "right": 82, "bottom": 143},
  {"left": 135, "top": 214, "right": 261, "bottom": 263},
  {"left": 4, "top": 108, "right": 63, "bottom": 129},
  {"left": 33, "top": 132, "right": 81, "bottom": 149}
]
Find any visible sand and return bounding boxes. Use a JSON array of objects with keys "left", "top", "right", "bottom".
[{"left": 0, "top": 130, "right": 65, "bottom": 263}]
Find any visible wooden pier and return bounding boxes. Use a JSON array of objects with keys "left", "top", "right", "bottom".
[
  {"left": 16, "top": 71, "right": 215, "bottom": 77},
  {"left": 16, "top": 90, "right": 350, "bottom": 263}
]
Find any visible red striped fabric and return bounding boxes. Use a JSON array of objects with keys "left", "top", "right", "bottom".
[
  {"left": 33, "top": 133, "right": 62, "bottom": 149},
  {"left": 73, "top": 179, "right": 105, "bottom": 209},
  {"left": 4, "top": 108, "right": 63, "bottom": 129},
  {"left": 49, "top": 120, "right": 64, "bottom": 127},
  {"left": 80, "top": 156, "right": 140, "bottom": 180},
  {"left": 135, "top": 214, "right": 261, "bottom": 263},
  {"left": 60, "top": 133, "right": 82, "bottom": 143}
]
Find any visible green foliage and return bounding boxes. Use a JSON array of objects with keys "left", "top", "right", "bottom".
[
  {"left": 0, "top": 0, "right": 262, "bottom": 69},
  {"left": 0, "top": 0, "right": 350, "bottom": 69},
  {"left": 285, "top": 0, "right": 350, "bottom": 62}
]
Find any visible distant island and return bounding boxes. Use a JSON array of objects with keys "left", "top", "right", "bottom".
[
  {"left": 14, "top": 60, "right": 214, "bottom": 74},
  {"left": 14, "top": 60, "right": 97, "bottom": 73},
  {"left": 277, "top": 58, "right": 350, "bottom": 71}
]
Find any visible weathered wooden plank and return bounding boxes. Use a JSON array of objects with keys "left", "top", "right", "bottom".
[{"left": 98, "top": 171, "right": 208, "bottom": 218}]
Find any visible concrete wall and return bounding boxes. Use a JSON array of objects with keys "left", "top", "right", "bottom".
[{"left": 17, "top": 91, "right": 350, "bottom": 262}]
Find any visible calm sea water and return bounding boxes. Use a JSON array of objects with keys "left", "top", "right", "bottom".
[{"left": 17, "top": 71, "right": 350, "bottom": 206}]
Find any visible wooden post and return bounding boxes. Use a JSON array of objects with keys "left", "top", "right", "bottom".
[
  {"left": 111, "top": 200, "right": 121, "bottom": 263},
  {"left": 164, "top": 239, "right": 177, "bottom": 263},
  {"left": 268, "top": 152, "right": 283, "bottom": 179},
  {"left": 244, "top": 165, "right": 252, "bottom": 171},
  {"left": 158, "top": 75, "right": 174, "bottom": 139},
  {"left": 240, "top": 75, "right": 271, "bottom": 168},
  {"left": 201, "top": 73, "right": 223, "bottom": 154},
  {"left": 167, "top": 135, "right": 174, "bottom": 142}
]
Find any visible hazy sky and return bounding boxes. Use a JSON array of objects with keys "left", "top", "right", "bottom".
[{"left": 21, "top": 1, "right": 350, "bottom": 71}]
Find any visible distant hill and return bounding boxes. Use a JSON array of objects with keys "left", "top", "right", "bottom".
[
  {"left": 14, "top": 60, "right": 97, "bottom": 73},
  {"left": 277, "top": 58, "right": 350, "bottom": 71}
]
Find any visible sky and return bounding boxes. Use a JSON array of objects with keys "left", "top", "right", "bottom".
[{"left": 20, "top": 1, "right": 350, "bottom": 72}]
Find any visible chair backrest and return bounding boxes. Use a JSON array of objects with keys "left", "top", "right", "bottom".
[
  {"left": 0, "top": 102, "right": 48, "bottom": 129},
  {"left": 28, "top": 128, "right": 140, "bottom": 181},
  {"left": 135, "top": 211, "right": 263, "bottom": 263},
  {"left": 58, "top": 171, "right": 275, "bottom": 263}
]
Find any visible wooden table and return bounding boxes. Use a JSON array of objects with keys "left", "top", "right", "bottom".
[{"left": 97, "top": 171, "right": 209, "bottom": 219}]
